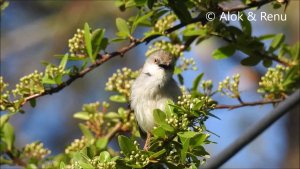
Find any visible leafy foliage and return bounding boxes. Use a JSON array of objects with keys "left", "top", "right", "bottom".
[{"left": 1, "top": 0, "right": 299, "bottom": 168}]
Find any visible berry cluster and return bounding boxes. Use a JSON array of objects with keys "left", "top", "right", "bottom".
[
  {"left": 152, "top": 14, "right": 177, "bottom": 34},
  {"left": 177, "top": 94, "right": 215, "bottom": 112},
  {"left": 257, "top": 65, "right": 288, "bottom": 99},
  {"left": 201, "top": 80, "right": 213, "bottom": 95},
  {"left": 90, "top": 159, "right": 116, "bottom": 169},
  {"left": 178, "top": 57, "right": 197, "bottom": 71},
  {"left": 121, "top": 141, "right": 149, "bottom": 167},
  {"left": 0, "top": 77, "right": 10, "bottom": 111},
  {"left": 165, "top": 143, "right": 180, "bottom": 164},
  {"left": 166, "top": 113, "right": 189, "bottom": 130},
  {"left": 12, "top": 70, "right": 44, "bottom": 98},
  {"left": 23, "top": 142, "right": 51, "bottom": 160},
  {"left": 68, "top": 29, "right": 87, "bottom": 58},
  {"left": 65, "top": 136, "right": 88, "bottom": 154},
  {"left": 218, "top": 74, "right": 241, "bottom": 98},
  {"left": 146, "top": 41, "right": 183, "bottom": 58},
  {"left": 44, "top": 65, "right": 67, "bottom": 80},
  {"left": 105, "top": 67, "right": 139, "bottom": 98}
]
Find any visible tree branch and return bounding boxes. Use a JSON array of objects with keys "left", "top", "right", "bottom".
[
  {"left": 220, "top": 0, "right": 275, "bottom": 13},
  {"left": 215, "top": 98, "right": 284, "bottom": 110},
  {"left": 6, "top": 151, "right": 27, "bottom": 167},
  {"left": 105, "top": 122, "right": 122, "bottom": 141},
  {"left": 19, "top": 0, "right": 275, "bottom": 108}
]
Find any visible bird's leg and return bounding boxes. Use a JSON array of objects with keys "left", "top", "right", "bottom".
[{"left": 143, "top": 132, "right": 151, "bottom": 151}]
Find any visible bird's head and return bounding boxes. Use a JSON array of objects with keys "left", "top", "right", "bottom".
[{"left": 144, "top": 50, "right": 176, "bottom": 76}]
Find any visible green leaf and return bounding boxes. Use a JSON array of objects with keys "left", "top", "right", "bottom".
[
  {"left": 29, "top": 99, "right": 36, "bottom": 108},
  {"left": 177, "top": 74, "right": 184, "bottom": 85},
  {"left": 79, "top": 123, "right": 94, "bottom": 140},
  {"left": 192, "top": 73, "right": 203, "bottom": 92},
  {"left": 109, "top": 95, "right": 128, "bottom": 103},
  {"left": 125, "top": 0, "right": 136, "bottom": 8},
  {"left": 153, "top": 109, "right": 166, "bottom": 125},
  {"left": 273, "top": 2, "right": 281, "bottom": 9},
  {"left": 174, "top": 67, "right": 182, "bottom": 74},
  {"left": 2, "top": 122, "right": 15, "bottom": 151},
  {"left": 257, "top": 34, "right": 276, "bottom": 41},
  {"left": 183, "top": 29, "right": 207, "bottom": 37},
  {"left": 168, "top": 0, "right": 191, "bottom": 24},
  {"left": 147, "top": 0, "right": 155, "bottom": 9},
  {"left": 78, "top": 161, "right": 95, "bottom": 169},
  {"left": 291, "top": 42, "right": 300, "bottom": 60},
  {"left": 239, "top": 12, "right": 252, "bottom": 36},
  {"left": 100, "top": 38, "right": 109, "bottom": 50},
  {"left": 96, "top": 137, "right": 108, "bottom": 150},
  {"left": 240, "top": 55, "right": 261, "bottom": 66},
  {"left": 164, "top": 100, "right": 174, "bottom": 118},
  {"left": 269, "top": 33, "right": 285, "bottom": 52},
  {"left": 153, "top": 109, "right": 174, "bottom": 132},
  {"left": 131, "top": 11, "right": 154, "bottom": 33},
  {"left": 73, "top": 112, "right": 90, "bottom": 120},
  {"left": 161, "top": 124, "right": 174, "bottom": 132},
  {"left": 180, "top": 138, "right": 190, "bottom": 163},
  {"left": 118, "top": 107, "right": 126, "bottom": 119},
  {"left": 212, "top": 45, "right": 236, "bottom": 60},
  {"left": 0, "top": 114, "right": 11, "bottom": 128},
  {"left": 152, "top": 127, "right": 166, "bottom": 138},
  {"left": 59, "top": 162, "right": 65, "bottom": 169},
  {"left": 1, "top": 1, "right": 9, "bottom": 11},
  {"left": 84, "top": 23, "right": 94, "bottom": 62},
  {"left": 207, "top": 112, "right": 221, "bottom": 120},
  {"left": 115, "top": 0, "right": 125, "bottom": 11},
  {"left": 99, "top": 151, "right": 110, "bottom": 162},
  {"left": 87, "top": 145, "right": 97, "bottom": 157},
  {"left": 59, "top": 54, "right": 69, "bottom": 69},
  {"left": 104, "top": 112, "right": 120, "bottom": 119},
  {"left": 178, "top": 131, "right": 198, "bottom": 139},
  {"left": 134, "top": 0, "right": 147, "bottom": 6},
  {"left": 118, "top": 135, "right": 135, "bottom": 156},
  {"left": 116, "top": 18, "right": 130, "bottom": 37},
  {"left": 190, "top": 134, "right": 209, "bottom": 147},
  {"left": 91, "top": 29, "right": 105, "bottom": 57},
  {"left": 149, "top": 149, "right": 166, "bottom": 158},
  {"left": 193, "top": 101, "right": 203, "bottom": 111},
  {"left": 42, "top": 76, "right": 57, "bottom": 85},
  {"left": 54, "top": 75, "right": 63, "bottom": 85},
  {"left": 262, "top": 59, "right": 272, "bottom": 67}
]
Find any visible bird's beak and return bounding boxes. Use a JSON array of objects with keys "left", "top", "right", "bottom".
[{"left": 158, "top": 63, "right": 171, "bottom": 69}]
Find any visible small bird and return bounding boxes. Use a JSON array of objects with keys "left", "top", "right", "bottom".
[{"left": 130, "top": 50, "right": 181, "bottom": 150}]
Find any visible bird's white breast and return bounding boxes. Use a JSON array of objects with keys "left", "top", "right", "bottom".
[{"left": 131, "top": 64, "right": 181, "bottom": 132}]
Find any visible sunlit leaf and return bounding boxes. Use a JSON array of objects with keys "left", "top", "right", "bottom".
[
  {"left": 212, "top": 45, "right": 236, "bottom": 60},
  {"left": 84, "top": 23, "right": 94, "bottom": 62},
  {"left": 116, "top": 18, "right": 130, "bottom": 37},
  {"left": 269, "top": 33, "right": 285, "bottom": 52},
  {"left": 59, "top": 54, "right": 69, "bottom": 70}
]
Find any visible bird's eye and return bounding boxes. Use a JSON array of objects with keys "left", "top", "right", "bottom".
[{"left": 154, "top": 59, "right": 158, "bottom": 63}]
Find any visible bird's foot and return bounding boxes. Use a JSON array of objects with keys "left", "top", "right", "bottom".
[{"left": 143, "top": 132, "right": 151, "bottom": 151}]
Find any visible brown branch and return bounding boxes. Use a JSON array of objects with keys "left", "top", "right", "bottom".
[
  {"left": 261, "top": 52, "right": 292, "bottom": 67},
  {"left": 6, "top": 151, "right": 27, "bottom": 167},
  {"left": 215, "top": 98, "right": 284, "bottom": 110},
  {"left": 105, "top": 122, "right": 122, "bottom": 141},
  {"left": 19, "top": 0, "right": 275, "bottom": 108},
  {"left": 220, "top": 0, "right": 275, "bottom": 13}
]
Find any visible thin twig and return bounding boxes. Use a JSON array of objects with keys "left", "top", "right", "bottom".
[
  {"left": 105, "top": 122, "right": 122, "bottom": 141},
  {"left": 6, "top": 151, "right": 27, "bottom": 167},
  {"left": 220, "top": 0, "right": 274, "bottom": 13},
  {"left": 215, "top": 98, "right": 284, "bottom": 110}
]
